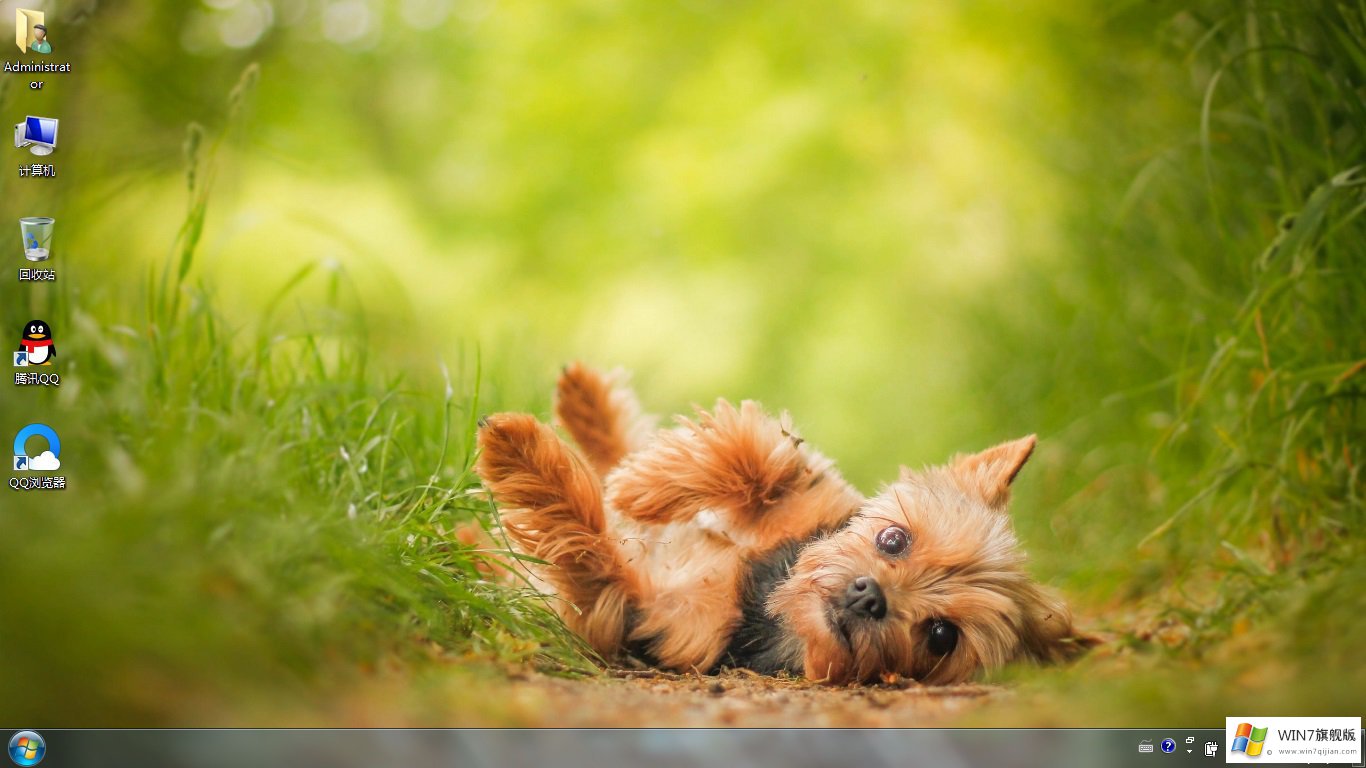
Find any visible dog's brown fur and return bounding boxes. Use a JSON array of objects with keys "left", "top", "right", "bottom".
[{"left": 475, "top": 364, "right": 1093, "bottom": 684}]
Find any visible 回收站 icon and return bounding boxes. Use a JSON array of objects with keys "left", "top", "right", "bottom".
[{"left": 20, "top": 217, "right": 53, "bottom": 261}]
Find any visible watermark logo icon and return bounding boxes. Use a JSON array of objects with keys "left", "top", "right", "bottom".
[{"left": 1232, "top": 723, "right": 1268, "bottom": 757}]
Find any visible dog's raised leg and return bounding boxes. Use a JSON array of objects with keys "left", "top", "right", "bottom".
[
  {"left": 554, "top": 363, "right": 656, "bottom": 478},
  {"left": 476, "top": 413, "right": 647, "bottom": 654},
  {"left": 607, "top": 400, "right": 859, "bottom": 540}
]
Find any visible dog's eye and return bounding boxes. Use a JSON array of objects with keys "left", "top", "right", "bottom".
[
  {"left": 927, "top": 619, "right": 958, "bottom": 656},
  {"left": 875, "top": 525, "right": 910, "bottom": 556}
]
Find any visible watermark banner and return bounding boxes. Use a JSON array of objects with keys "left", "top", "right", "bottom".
[{"left": 1225, "top": 717, "right": 1361, "bottom": 764}]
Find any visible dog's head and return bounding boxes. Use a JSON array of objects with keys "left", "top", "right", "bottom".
[{"left": 767, "top": 435, "right": 1092, "bottom": 684}]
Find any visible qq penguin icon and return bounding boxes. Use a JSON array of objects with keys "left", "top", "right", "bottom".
[
  {"left": 15, "top": 319, "right": 55, "bottom": 366},
  {"left": 13, "top": 423, "right": 60, "bottom": 473}
]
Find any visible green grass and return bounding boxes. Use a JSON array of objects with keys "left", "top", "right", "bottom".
[
  {"left": 960, "top": 0, "right": 1366, "bottom": 723},
  {"left": 0, "top": 72, "right": 597, "bottom": 725},
  {"left": 1, "top": 0, "right": 1362, "bottom": 726}
]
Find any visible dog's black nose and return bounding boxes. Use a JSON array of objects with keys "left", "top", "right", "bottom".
[{"left": 843, "top": 576, "right": 887, "bottom": 620}]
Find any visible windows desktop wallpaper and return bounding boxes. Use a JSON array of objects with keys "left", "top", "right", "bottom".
[{"left": 0, "top": 0, "right": 1362, "bottom": 729}]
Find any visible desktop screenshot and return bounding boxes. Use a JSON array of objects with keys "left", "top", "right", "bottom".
[{"left": 0, "top": 1, "right": 1361, "bottom": 767}]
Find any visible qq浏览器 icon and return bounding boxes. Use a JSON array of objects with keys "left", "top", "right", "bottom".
[{"left": 12, "top": 423, "right": 60, "bottom": 472}]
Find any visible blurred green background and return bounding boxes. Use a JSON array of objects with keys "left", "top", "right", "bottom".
[{"left": 0, "top": 0, "right": 1361, "bottom": 725}]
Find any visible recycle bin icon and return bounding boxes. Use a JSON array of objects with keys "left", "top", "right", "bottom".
[{"left": 20, "top": 216, "right": 54, "bottom": 261}]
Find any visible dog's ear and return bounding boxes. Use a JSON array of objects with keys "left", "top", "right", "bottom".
[
  {"left": 951, "top": 434, "right": 1036, "bottom": 510},
  {"left": 1015, "top": 582, "right": 1101, "bottom": 664}
]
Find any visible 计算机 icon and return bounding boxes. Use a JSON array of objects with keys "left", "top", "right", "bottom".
[
  {"left": 14, "top": 116, "right": 57, "bottom": 155},
  {"left": 12, "top": 423, "right": 59, "bottom": 471},
  {"left": 15, "top": 320, "right": 55, "bottom": 366}
]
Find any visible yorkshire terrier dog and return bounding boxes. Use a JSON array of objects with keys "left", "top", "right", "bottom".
[{"left": 475, "top": 364, "right": 1092, "bottom": 684}]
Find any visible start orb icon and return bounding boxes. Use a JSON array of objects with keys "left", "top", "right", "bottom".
[{"left": 8, "top": 731, "right": 45, "bottom": 766}]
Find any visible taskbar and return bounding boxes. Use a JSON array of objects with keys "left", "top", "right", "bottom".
[{"left": 4, "top": 727, "right": 1364, "bottom": 768}]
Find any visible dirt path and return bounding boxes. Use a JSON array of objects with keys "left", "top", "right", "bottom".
[
  {"left": 476, "top": 668, "right": 1003, "bottom": 727},
  {"left": 237, "top": 663, "right": 1005, "bottom": 728}
]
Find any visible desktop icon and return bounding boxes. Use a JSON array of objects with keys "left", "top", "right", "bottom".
[
  {"left": 15, "top": 10, "right": 49, "bottom": 54},
  {"left": 1204, "top": 741, "right": 1218, "bottom": 757},
  {"left": 13, "top": 423, "right": 60, "bottom": 471},
  {"left": 7, "top": 730, "right": 45, "bottom": 766},
  {"left": 14, "top": 116, "right": 57, "bottom": 155},
  {"left": 16, "top": 320, "right": 55, "bottom": 366},
  {"left": 1138, "top": 739, "right": 1154, "bottom": 753},
  {"left": 1161, "top": 738, "right": 1176, "bottom": 753},
  {"left": 19, "top": 217, "right": 53, "bottom": 261}
]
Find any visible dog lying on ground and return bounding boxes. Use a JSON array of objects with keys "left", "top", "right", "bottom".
[{"left": 475, "top": 364, "right": 1093, "bottom": 684}]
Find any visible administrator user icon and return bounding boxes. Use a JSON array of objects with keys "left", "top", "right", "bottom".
[
  {"left": 16, "top": 10, "right": 51, "bottom": 55},
  {"left": 7, "top": 730, "right": 45, "bottom": 766}
]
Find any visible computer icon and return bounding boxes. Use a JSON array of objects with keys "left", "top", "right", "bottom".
[{"left": 14, "top": 116, "right": 57, "bottom": 155}]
